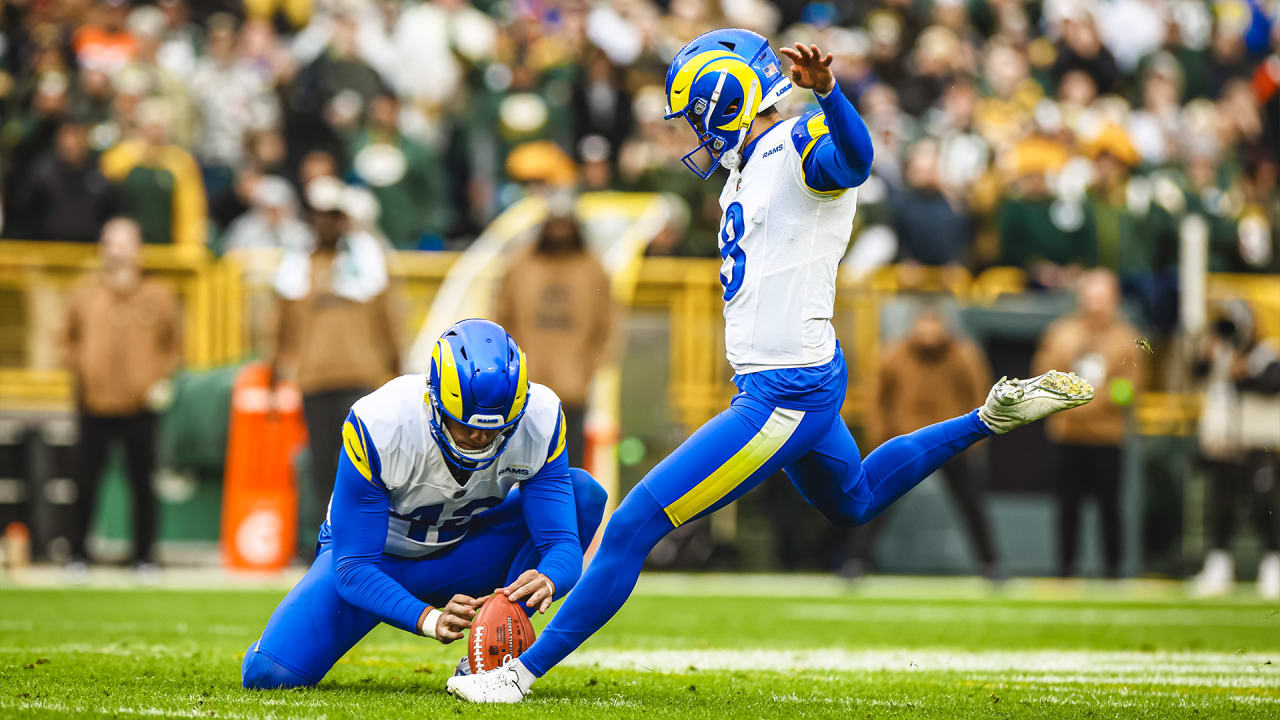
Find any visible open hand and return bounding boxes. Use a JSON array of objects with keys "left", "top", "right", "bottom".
[
  {"left": 779, "top": 43, "right": 835, "bottom": 95},
  {"left": 500, "top": 569, "right": 556, "bottom": 614},
  {"left": 434, "top": 593, "right": 490, "bottom": 644}
]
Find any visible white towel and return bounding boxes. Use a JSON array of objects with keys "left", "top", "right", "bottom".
[{"left": 274, "top": 230, "right": 389, "bottom": 303}]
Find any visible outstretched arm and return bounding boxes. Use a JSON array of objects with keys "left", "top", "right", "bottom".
[{"left": 781, "top": 43, "right": 874, "bottom": 191}]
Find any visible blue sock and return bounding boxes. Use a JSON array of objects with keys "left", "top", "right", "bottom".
[
  {"left": 788, "top": 409, "right": 992, "bottom": 528},
  {"left": 518, "top": 485, "right": 672, "bottom": 677},
  {"left": 857, "top": 409, "right": 992, "bottom": 520}
]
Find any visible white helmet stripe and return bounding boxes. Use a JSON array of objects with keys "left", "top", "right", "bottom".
[{"left": 704, "top": 70, "right": 728, "bottom": 126}]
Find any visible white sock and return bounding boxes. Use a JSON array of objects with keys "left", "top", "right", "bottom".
[{"left": 510, "top": 658, "right": 538, "bottom": 692}]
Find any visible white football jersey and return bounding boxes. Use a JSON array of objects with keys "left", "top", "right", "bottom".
[
  {"left": 717, "top": 111, "right": 858, "bottom": 374},
  {"left": 334, "top": 374, "right": 565, "bottom": 558}
]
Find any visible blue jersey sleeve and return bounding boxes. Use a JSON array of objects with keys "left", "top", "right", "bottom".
[
  {"left": 518, "top": 407, "right": 582, "bottom": 598},
  {"left": 790, "top": 80, "right": 874, "bottom": 194},
  {"left": 329, "top": 411, "right": 429, "bottom": 634}
]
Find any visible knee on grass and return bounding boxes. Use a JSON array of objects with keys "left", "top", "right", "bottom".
[{"left": 242, "top": 645, "right": 315, "bottom": 690}]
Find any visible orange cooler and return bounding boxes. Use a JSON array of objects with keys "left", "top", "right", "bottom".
[{"left": 220, "top": 363, "right": 307, "bottom": 571}]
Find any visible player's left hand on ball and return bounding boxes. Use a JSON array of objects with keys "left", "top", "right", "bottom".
[
  {"left": 436, "top": 593, "right": 488, "bottom": 644},
  {"left": 501, "top": 569, "right": 555, "bottom": 614},
  {"left": 779, "top": 43, "right": 835, "bottom": 95}
]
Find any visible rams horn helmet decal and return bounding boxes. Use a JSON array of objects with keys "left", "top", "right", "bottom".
[
  {"left": 426, "top": 319, "right": 528, "bottom": 471},
  {"left": 664, "top": 28, "right": 793, "bottom": 179}
]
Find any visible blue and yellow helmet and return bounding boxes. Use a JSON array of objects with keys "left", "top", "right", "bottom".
[
  {"left": 664, "top": 28, "right": 793, "bottom": 179},
  {"left": 426, "top": 319, "right": 528, "bottom": 471}
]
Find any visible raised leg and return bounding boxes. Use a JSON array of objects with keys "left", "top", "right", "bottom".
[{"left": 785, "top": 409, "right": 992, "bottom": 528}]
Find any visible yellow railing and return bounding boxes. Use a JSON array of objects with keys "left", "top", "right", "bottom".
[
  {"left": 0, "top": 241, "right": 238, "bottom": 409},
  {"left": 2, "top": 236, "right": 1276, "bottom": 437}
]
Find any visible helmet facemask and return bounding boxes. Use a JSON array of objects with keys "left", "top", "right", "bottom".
[
  {"left": 665, "top": 68, "right": 760, "bottom": 179},
  {"left": 426, "top": 385, "right": 523, "bottom": 472},
  {"left": 425, "top": 321, "right": 529, "bottom": 473}
]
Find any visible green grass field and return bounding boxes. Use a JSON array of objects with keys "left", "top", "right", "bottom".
[{"left": 2, "top": 574, "right": 1278, "bottom": 718}]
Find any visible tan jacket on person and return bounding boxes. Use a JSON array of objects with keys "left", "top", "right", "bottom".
[
  {"left": 62, "top": 276, "right": 183, "bottom": 416},
  {"left": 270, "top": 251, "right": 403, "bottom": 394},
  {"left": 494, "top": 248, "right": 617, "bottom": 407},
  {"left": 870, "top": 337, "right": 992, "bottom": 446},
  {"left": 1033, "top": 316, "right": 1145, "bottom": 446}
]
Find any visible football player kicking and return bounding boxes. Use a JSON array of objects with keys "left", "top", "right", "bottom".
[
  {"left": 242, "top": 319, "right": 606, "bottom": 689},
  {"left": 448, "top": 29, "right": 1095, "bottom": 703}
]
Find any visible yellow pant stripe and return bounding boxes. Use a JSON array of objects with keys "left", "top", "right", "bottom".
[{"left": 663, "top": 408, "right": 804, "bottom": 527}]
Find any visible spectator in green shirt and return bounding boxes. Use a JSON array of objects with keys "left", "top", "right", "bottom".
[{"left": 348, "top": 90, "right": 447, "bottom": 250}]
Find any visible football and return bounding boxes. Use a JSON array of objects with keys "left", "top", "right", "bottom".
[{"left": 467, "top": 592, "right": 536, "bottom": 674}]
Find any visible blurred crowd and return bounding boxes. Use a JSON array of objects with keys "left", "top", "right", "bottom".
[
  {"left": 1, "top": 0, "right": 1277, "bottom": 289},
  {"left": 4, "top": 0, "right": 1278, "bottom": 588}
]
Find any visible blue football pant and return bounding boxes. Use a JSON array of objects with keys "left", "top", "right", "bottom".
[
  {"left": 242, "top": 468, "right": 606, "bottom": 689},
  {"left": 518, "top": 389, "right": 991, "bottom": 676}
]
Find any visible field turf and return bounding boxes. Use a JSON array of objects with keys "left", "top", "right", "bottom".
[{"left": 1, "top": 573, "right": 1278, "bottom": 718}]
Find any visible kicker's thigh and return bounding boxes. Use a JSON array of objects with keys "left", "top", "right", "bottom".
[
  {"left": 783, "top": 410, "right": 872, "bottom": 514},
  {"left": 644, "top": 393, "right": 830, "bottom": 528}
]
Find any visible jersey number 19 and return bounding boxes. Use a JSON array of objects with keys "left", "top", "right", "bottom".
[{"left": 398, "top": 497, "right": 503, "bottom": 544}]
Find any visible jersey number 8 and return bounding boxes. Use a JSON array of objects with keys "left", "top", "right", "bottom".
[{"left": 719, "top": 202, "right": 746, "bottom": 301}]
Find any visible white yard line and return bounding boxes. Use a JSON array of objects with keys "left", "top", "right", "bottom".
[
  {"left": 561, "top": 648, "right": 1280, "bottom": 690},
  {"left": 790, "top": 601, "right": 1274, "bottom": 627},
  {"left": 0, "top": 699, "right": 265, "bottom": 719}
]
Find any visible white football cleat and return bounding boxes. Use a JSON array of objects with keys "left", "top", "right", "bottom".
[
  {"left": 978, "top": 370, "right": 1094, "bottom": 435},
  {"left": 446, "top": 658, "right": 528, "bottom": 703}
]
